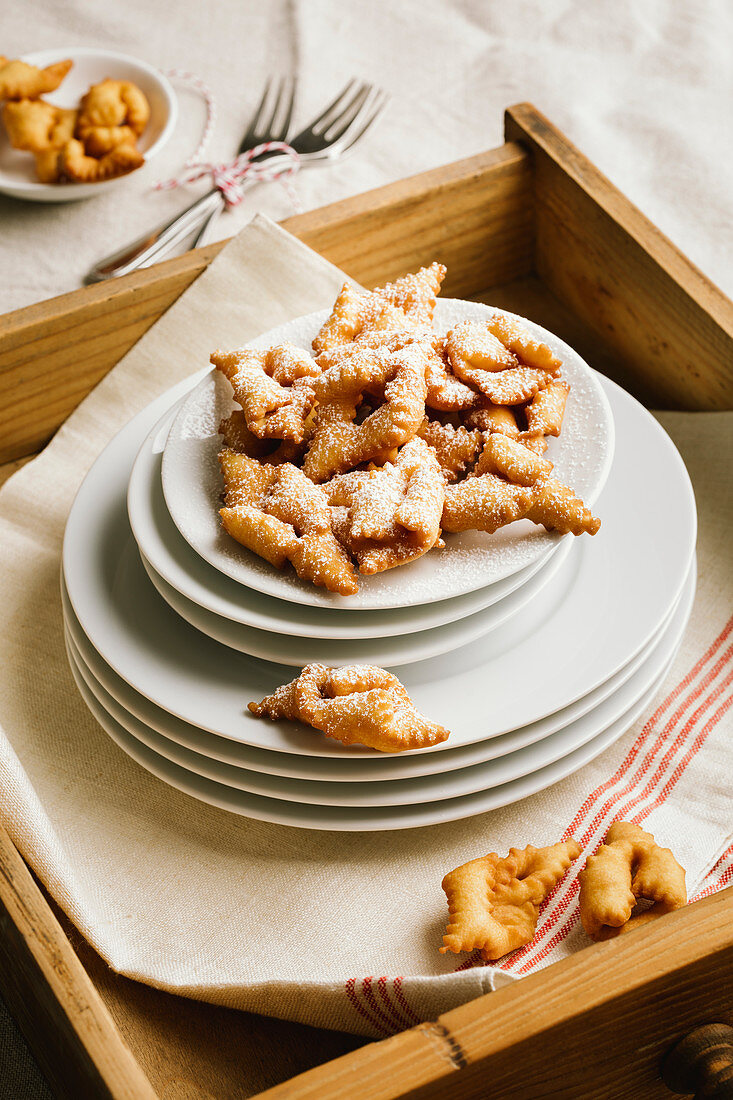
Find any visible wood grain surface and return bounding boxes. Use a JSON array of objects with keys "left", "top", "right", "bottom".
[
  {"left": 505, "top": 102, "right": 733, "bottom": 410},
  {"left": 253, "top": 887, "right": 733, "bottom": 1100}
]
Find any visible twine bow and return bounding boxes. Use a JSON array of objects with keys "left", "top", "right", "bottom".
[{"left": 154, "top": 141, "right": 301, "bottom": 208}]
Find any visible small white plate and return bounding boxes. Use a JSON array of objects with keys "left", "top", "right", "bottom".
[
  {"left": 64, "top": 642, "right": 674, "bottom": 831},
  {"left": 62, "top": 374, "right": 695, "bottom": 758},
  {"left": 138, "top": 536, "right": 573, "bottom": 666},
  {"left": 0, "top": 47, "right": 177, "bottom": 203},
  {"left": 65, "top": 562, "right": 693, "bottom": 808},
  {"left": 161, "top": 299, "right": 615, "bottom": 610},
  {"left": 128, "top": 402, "right": 561, "bottom": 640},
  {"left": 62, "top": 566, "right": 682, "bottom": 782}
]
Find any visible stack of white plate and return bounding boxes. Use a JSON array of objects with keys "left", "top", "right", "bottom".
[{"left": 62, "top": 303, "right": 697, "bottom": 831}]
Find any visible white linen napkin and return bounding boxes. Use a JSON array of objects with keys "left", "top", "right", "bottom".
[{"left": 0, "top": 215, "right": 730, "bottom": 1037}]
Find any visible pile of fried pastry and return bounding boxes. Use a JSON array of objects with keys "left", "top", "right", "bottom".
[
  {"left": 214, "top": 263, "right": 600, "bottom": 596},
  {"left": 0, "top": 55, "right": 149, "bottom": 183}
]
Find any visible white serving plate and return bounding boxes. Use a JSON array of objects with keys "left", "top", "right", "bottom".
[
  {"left": 0, "top": 47, "right": 177, "bottom": 203},
  {"left": 129, "top": 402, "right": 562, "bottom": 639},
  {"left": 61, "top": 375, "right": 696, "bottom": 758},
  {"left": 65, "top": 561, "right": 693, "bottom": 808},
  {"left": 62, "top": 566, "right": 681, "bottom": 782},
  {"left": 138, "top": 535, "right": 573, "bottom": 666},
  {"left": 161, "top": 299, "right": 615, "bottom": 609},
  {"left": 64, "top": 643, "right": 676, "bottom": 831}
]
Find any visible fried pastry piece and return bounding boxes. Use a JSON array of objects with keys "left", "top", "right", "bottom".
[
  {"left": 418, "top": 417, "right": 482, "bottom": 481},
  {"left": 249, "top": 663, "right": 449, "bottom": 753},
  {"left": 472, "top": 433, "right": 554, "bottom": 485},
  {"left": 442, "top": 474, "right": 531, "bottom": 534},
  {"left": 445, "top": 320, "right": 519, "bottom": 375},
  {"left": 76, "top": 79, "right": 150, "bottom": 148},
  {"left": 517, "top": 432, "right": 549, "bottom": 456},
  {"left": 59, "top": 138, "right": 144, "bottom": 182},
  {"left": 463, "top": 404, "right": 519, "bottom": 437},
  {"left": 373, "top": 261, "right": 446, "bottom": 324},
  {"left": 34, "top": 149, "right": 63, "bottom": 183},
  {"left": 218, "top": 450, "right": 358, "bottom": 594},
  {"left": 440, "top": 840, "right": 581, "bottom": 960},
  {"left": 525, "top": 379, "right": 571, "bottom": 437},
  {"left": 326, "top": 437, "right": 444, "bottom": 573},
  {"left": 446, "top": 320, "right": 558, "bottom": 404},
  {"left": 425, "top": 348, "right": 483, "bottom": 411},
  {"left": 578, "top": 821, "right": 686, "bottom": 941},
  {"left": 212, "top": 344, "right": 320, "bottom": 443},
  {"left": 486, "top": 313, "right": 563, "bottom": 373},
  {"left": 526, "top": 477, "right": 600, "bottom": 536},
  {"left": 303, "top": 344, "right": 429, "bottom": 481},
  {"left": 2, "top": 98, "right": 76, "bottom": 152},
  {"left": 219, "top": 409, "right": 312, "bottom": 466},
  {"left": 312, "top": 263, "right": 445, "bottom": 355},
  {"left": 0, "top": 57, "right": 72, "bottom": 100}
]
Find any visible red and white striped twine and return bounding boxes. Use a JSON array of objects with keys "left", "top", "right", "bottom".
[{"left": 154, "top": 70, "right": 301, "bottom": 209}]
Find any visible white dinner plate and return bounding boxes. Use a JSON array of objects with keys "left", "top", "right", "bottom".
[
  {"left": 128, "top": 402, "right": 562, "bottom": 640},
  {"left": 63, "top": 644, "right": 674, "bottom": 831},
  {"left": 138, "top": 535, "right": 573, "bottom": 666},
  {"left": 65, "top": 562, "right": 693, "bottom": 808},
  {"left": 62, "top": 375, "right": 695, "bottom": 758},
  {"left": 62, "top": 566, "right": 683, "bottom": 782},
  {"left": 161, "top": 299, "right": 614, "bottom": 609}
]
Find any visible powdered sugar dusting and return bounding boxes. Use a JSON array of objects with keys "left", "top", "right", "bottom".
[{"left": 161, "top": 300, "right": 614, "bottom": 610}]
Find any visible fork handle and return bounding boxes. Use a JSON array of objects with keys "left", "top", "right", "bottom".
[
  {"left": 191, "top": 195, "right": 225, "bottom": 250},
  {"left": 87, "top": 188, "right": 223, "bottom": 282}
]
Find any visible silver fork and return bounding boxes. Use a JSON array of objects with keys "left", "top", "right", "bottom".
[
  {"left": 88, "top": 77, "right": 296, "bottom": 282},
  {"left": 89, "top": 80, "right": 388, "bottom": 282}
]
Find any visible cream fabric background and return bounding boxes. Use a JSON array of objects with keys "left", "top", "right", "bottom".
[
  {"left": 1, "top": 0, "right": 731, "bottom": 311},
  {"left": 0, "top": 0, "right": 731, "bottom": 1093}
]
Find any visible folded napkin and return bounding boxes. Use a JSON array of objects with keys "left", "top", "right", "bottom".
[{"left": 0, "top": 216, "right": 731, "bottom": 1038}]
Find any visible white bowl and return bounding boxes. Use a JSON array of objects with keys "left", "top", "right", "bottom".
[{"left": 0, "top": 47, "right": 177, "bottom": 202}]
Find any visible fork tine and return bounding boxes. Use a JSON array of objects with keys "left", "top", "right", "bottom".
[
  {"left": 320, "top": 83, "right": 373, "bottom": 142},
  {"left": 264, "top": 76, "right": 294, "bottom": 141},
  {"left": 248, "top": 78, "right": 274, "bottom": 136},
  {"left": 298, "top": 78, "right": 363, "bottom": 133},
  {"left": 277, "top": 77, "right": 297, "bottom": 141},
  {"left": 336, "top": 91, "right": 389, "bottom": 152}
]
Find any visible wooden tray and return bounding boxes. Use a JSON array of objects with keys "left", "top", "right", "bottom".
[{"left": 1, "top": 103, "right": 732, "bottom": 1100}]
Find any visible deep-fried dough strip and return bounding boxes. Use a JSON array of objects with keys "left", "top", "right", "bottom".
[
  {"left": 212, "top": 344, "right": 319, "bottom": 442},
  {"left": 442, "top": 475, "right": 531, "bottom": 534},
  {"left": 464, "top": 405, "right": 520, "bottom": 436},
  {"left": 446, "top": 320, "right": 518, "bottom": 376},
  {"left": 304, "top": 345, "right": 429, "bottom": 481},
  {"left": 440, "top": 840, "right": 581, "bottom": 960},
  {"left": 487, "top": 314, "right": 563, "bottom": 373},
  {"left": 312, "top": 264, "right": 445, "bottom": 355},
  {"left": 525, "top": 379, "right": 571, "bottom": 436},
  {"left": 249, "top": 663, "right": 450, "bottom": 753},
  {"left": 578, "top": 822, "right": 686, "bottom": 941},
  {"left": 0, "top": 57, "right": 71, "bottom": 100},
  {"left": 526, "top": 478, "right": 600, "bottom": 536},
  {"left": 218, "top": 451, "right": 358, "bottom": 594},
  {"left": 3, "top": 99, "right": 77, "bottom": 152},
  {"left": 60, "top": 139, "right": 143, "bottom": 182},
  {"left": 418, "top": 418, "right": 482, "bottom": 481},
  {"left": 472, "top": 433, "right": 554, "bottom": 485}
]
